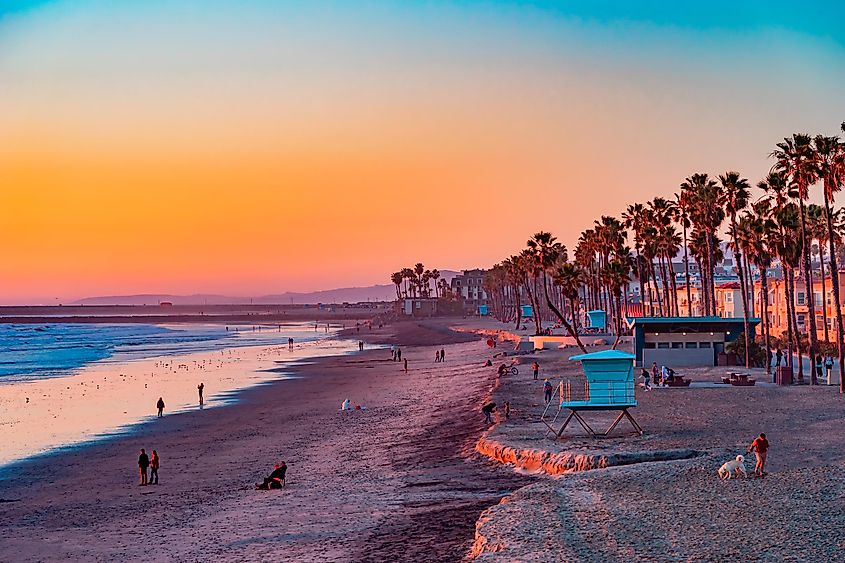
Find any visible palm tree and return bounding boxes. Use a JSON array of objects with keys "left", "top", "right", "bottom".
[
  {"left": 622, "top": 203, "right": 649, "bottom": 314},
  {"left": 680, "top": 174, "right": 724, "bottom": 316},
  {"left": 743, "top": 200, "right": 777, "bottom": 377},
  {"left": 719, "top": 171, "right": 752, "bottom": 368},
  {"left": 814, "top": 133, "right": 845, "bottom": 392},
  {"left": 772, "top": 134, "right": 821, "bottom": 384},
  {"left": 390, "top": 272, "right": 404, "bottom": 299},
  {"left": 553, "top": 262, "right": 585, "bottom": 339},
  {"left": 527, "top": 231, "right": 587, "bottom": 352},
  {"left": 430, "top": 269, "right": 441, "bottom": 298},
  {"left": 672, "top": 192, "right": 693, "bottom": 315},
  {"left": 503, "top": 256, "right": 523, "bottom": 330}
]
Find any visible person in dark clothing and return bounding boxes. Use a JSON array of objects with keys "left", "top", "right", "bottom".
[
  {"left": 397, "top": 348, "right": 402, "bottom": 362},
  {"left": 440, "top": 348, "right": 445, "bottom": 362},
  {"left": 482, "top": 402, "right": 496, "bottom": 424},
  {"left": 404, "top": 358, "right": 408, "bottom": 373},
  {"left": 149, "top": 450, "right": 160, "bottom": 484},
  {"left": 197, "top": 383, "right": 204, "bottom": 406},
  {"left": 256, "top": 462, "right": 287, "bottom": 489},
  {"left": 138, "top": 449, "right": 150, "bottom": 486},
  {"left": 815, "top": 355, "right": 823, "bottom": 380},
  {"left": 504, "top": 401, "right": 510, "bottom": 419},
  {"left": 775, "top": 348, "right": 783, "bottom": 367},
  {"left": 156, "top": 397, "right": 165, "bottom": 417}
]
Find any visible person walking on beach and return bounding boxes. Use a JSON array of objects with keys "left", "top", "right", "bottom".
[
  {"left": 440, "top": 348, "right": 445, "bottom": 362},
  {"left": 404, "top": 358, "right": 408, "bottom": 373},
  {"left": 197, "top": 382, "right": 204, "bottom": 406},
  {"left": 149, "top": 450, "right": 160, "bottom": 485},
  {"left": 543, "top": 379, "right": 553, "bottom": 404},
  {"left": 815, "top": 354, "right": 823, "bottom": 381},
  {"left": 504, "top": 401, "right": 510, "bottom": 419},
  {"left": 532, "top": 361, "right": 540, "bottom": 380},
  {"left": 748, "top": 433, "right": 770, "bottom": 477},
  {"left": 775, "top": 348, "right": 782, "bottom": 367},
  {"left": 434, "top": 350, "right": 440, "bottom": 363},
  {"left": 397, "top": 348, "right": 402, "bottom": 362},
  {"left": 156, "top": 397, "right": 165, "bottom": 418},
  {"left": 481, "top": 402, "right": 496, "bottom": 424},
  {"left": 825, "top": 354, "right": 834, "bottom": 384},
  {"left": 138, "top": 449, "right": 150, "bottom": 486}
]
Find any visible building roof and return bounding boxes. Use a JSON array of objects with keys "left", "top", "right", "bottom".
[
  {"left": 717, "top": 282, "right": 741, "bottom": 289},
  {"left": 569, "top": 350, "right": 636, "bottom": 361},
  {"left": 627, "top": 316, "right": 760, "bottom": 330}
]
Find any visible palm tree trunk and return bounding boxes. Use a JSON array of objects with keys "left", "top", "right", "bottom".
[
  {"left": 821, "top": 244, "right": 830, "bottom": 343},
  {"left": 683, "top": 225, "right": 692, "bottom": 316},
  {"left": 761, "top": 267, "right": 771, "bottom": 377},
  {"left": 731, "top": 218, "right": 751, "bottom": 368},
  {"left": 667, "top": 253, "right": 679, "bottom": 316},
  {"left": 652, "top": 261, "right": 664, "bottom": 316},
  {"left": 798, "top": 200, "right": 819, "bottom": 384},
  {"left": 822, "top": 192, "right": 845, "bottom": 393},
  {"left": 541, "top": 275, "right": 587, "bottom": 353},
  {"left": 787, "top": 268, "right": 804, "bottom": 382}
]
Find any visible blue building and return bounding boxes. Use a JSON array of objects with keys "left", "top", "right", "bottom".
[{"left": 629, "top": 316, "right": 760, "bottom": 367}]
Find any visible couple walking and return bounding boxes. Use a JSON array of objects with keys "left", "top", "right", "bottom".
[{"left": 138, "top": 448, "right": 161, "bottom": 485}]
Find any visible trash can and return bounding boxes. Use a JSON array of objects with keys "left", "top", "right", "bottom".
[{"left": 776, "top": 366, "right": 793, "bottom": 386}]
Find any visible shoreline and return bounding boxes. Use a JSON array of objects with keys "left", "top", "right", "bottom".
[{"left": 0, "top": 320, "right": 528, "bottom": 561}]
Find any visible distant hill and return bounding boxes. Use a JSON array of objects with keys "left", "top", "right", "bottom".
[{"left": 71, "top": 271, "right": 462, "bottom": 306}]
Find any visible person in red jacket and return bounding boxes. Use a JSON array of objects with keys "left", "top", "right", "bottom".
[{"left": 748, "top": 433, "right": 769, "bottom": 477}]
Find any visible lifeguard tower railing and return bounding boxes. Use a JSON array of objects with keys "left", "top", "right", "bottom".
[{"left": 554, "top": 379, "right": 636, "bottom": 406}]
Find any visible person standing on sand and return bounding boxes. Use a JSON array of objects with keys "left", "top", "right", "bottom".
[
  {"left": 138, "top": 449, "right": 150, "bottom": 486},
  {"left": 543, "top": 379, "right": 553, "bottom": 404},
  {"left": 825, "top": 355, "right": 834, "bottom": 384},
  {"left": 748, "top": 433, "right": 770, "bottom": 477},
  {"left": 504, "top": 401, "right": 510, "bottom": 419},
  {"left": 404, "top": 358, "right": 408, "bottom": 373},
  {"left": 156, "top": 397, "right": 165, "bottom": 417},
  {"left": 651, "top": 362, "right": 658, "bottom": 385},
  {"left": 532, "top": 361, "right": 540, "bottom": 380},
  {"left": 197, "top": 382, "right": 204, "bottom": 406},
  {"left": 481, "top": 402, "right": 496, "bottom": 424},
  {"left": 775, "top": 348, "right": 782, "bottom": 367},
  {"left": 434, "top": 350, "right": 440, "bottom": 363},
  {"left": 149, "top": 450, "right": 160, "bottom": 485},
  {"left": 397, "top": 348, "right": 402, "bottom": 362},
  {"left": 815, "top": 354, "right": 823, "bottom": 381},
  {"left": 440, "top": 348, "right": 445, "bottom": 362}
]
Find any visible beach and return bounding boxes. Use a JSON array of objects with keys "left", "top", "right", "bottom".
[{"left": 0, "top": 321, "right": 526, "bottom": 561}]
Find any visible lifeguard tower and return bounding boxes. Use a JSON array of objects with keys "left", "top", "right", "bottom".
[
  {"left": 541, "top": 350, "right": 643, "bottom": 438},
  {"left": 520, "top": 304, "right": 534, "bottom": 319},
  {"left": 586, "top": 310, "right": 606, "bottom": 332}
]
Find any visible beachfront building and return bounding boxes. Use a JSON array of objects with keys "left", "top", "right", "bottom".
[
  {"left": 450, "top": 269, "right": 489, "bottom": 312},
  {"left": 630, "top": 316, "right": 760, "bottom": 367},
  {"left": 754, "top": 272, "right": 845, "bottom": 340},
  {"left": 400, "top": 297, "right": 439, "bottom": 317}
]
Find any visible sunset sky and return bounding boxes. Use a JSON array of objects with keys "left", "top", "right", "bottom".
[{"left": 1, "top": 1, "right": 844, "bottom": 303}]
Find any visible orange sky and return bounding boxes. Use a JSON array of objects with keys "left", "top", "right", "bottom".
[{"left": 1, "top": 2, "right": 843, "bottom": 303}]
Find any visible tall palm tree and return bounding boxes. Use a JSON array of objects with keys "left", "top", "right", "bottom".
[
  {"left": 672, "top": 192, "right": 693, "bottom": 315},
  {"left": 681, "top": 174, "right": 724, "bottom": 316},
  {"left": 719, "top": 171, "right": 752, "bottom": 368},
  {"left": 743, "top": 200, "right": 777, "bottom": 377},
  {"left": 527, "top": 232, "right": 586, "bottom": 352},
  {"left": 430, "top": 269, "right": 441, "bottom": 298},
  {"left": 553, "top": 262, "right": 585, "bottom": 339},
  {"left": 772, "top": 134, "right": 821, "bottom": 384},
  {"left": 814, "top": 133, "right": 845, "bottom": 392},
  {"left": 390, "top": 272, "right": 404, "bottom": 299},
  {"left": 622, "top": 203, "right": 649, "bottom": 314}
]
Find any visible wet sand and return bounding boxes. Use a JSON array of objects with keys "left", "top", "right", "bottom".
[{"left": 0, "top": 321, "right": 527, "bottom": 561}]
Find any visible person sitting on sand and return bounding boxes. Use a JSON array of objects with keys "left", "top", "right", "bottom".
[
  {"left": 256, "top": 462, "right": 287, "bottom": 490},
  {"left": 156, "top": 397, "right": 165, "bottom": 418},
  {"left": 497, "top": 364, "right": 508, "bottom": 377},
  {"left": 640, "top": 368, "right": 651, "bottom": 390},
  {"left": 484, "top": 359, "right": 493, "bottom": 367},
  {"left": 481, "top": 402, "right": 496, "bottom": 424},
  {"left": 748, "top": 433, "right": 769, "bottom": 477}
]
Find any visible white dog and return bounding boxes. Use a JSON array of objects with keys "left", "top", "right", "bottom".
[{"left": 717, "top": 455, "right": 747, "bottom": 480}]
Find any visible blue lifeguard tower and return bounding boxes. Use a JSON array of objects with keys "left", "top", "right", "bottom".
[
  {"left": 541, "top": 349, "right": 643, "bottom": 438},
  {"left": 520, "top": 304, "right": 534, "bottom": 319},
  {"left": 586, "top": 310, "right": 606, "bottom": 331},
  {"left": 478, "top": 304, "right": 489, "bottom": 316}
]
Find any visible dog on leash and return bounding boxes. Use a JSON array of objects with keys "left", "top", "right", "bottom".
[{"left": 717, "top": 455, "right": 747, "bottom": 480}]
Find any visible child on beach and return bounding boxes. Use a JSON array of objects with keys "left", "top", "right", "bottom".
[
  {"left": 543, "top": 379, "right": 553, "bottom": 404},
  {"left": 748, "top": 433, "right": 769, "bottom": 477},
  {"left": 156, "top": 397, "right": 165, "bottom": 417},
  {"left": 532, "top": 361, "right": 539, "bottom": 380},
  {"left": 138, "top": 449, "right": 150, "bottom": 486},
  {"left": 149, "top": 450, "right": 160, "bottom": 484}
]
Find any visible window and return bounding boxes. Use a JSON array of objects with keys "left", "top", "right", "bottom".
[
  {"left": 685, "top": 342, "right": 698, "bottom": 349},
  {"left": 644, "top": 342, "right": 656, "bottom": 349},
  {"left": 797, "top": 292, "right": 806, "bottom": 305},
  {"left": 699, "top": 342, "right": 712, "bottom": 348},
  {"left": 657, "top": 342, "right": 670, "bottom": 349},
  {"left": 797, "top": 314, "right": 806, "bottom": 326},
  {"left": 672, "top": 342, "right": 683, "bottom": 349},
  {"left": 815, "top": 293, "right": 823, "bottom": 306},
  {"left": 726, "top": 294, "right": 733, "bottom": 303}
]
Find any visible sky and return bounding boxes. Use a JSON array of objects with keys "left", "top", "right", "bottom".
[{"left": 1, "top": 1, "right": 844, "bottom": 303}]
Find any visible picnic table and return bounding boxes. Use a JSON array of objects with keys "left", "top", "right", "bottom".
[{"left": 721, "top": 372, "right": 756, "bottom": 386}]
